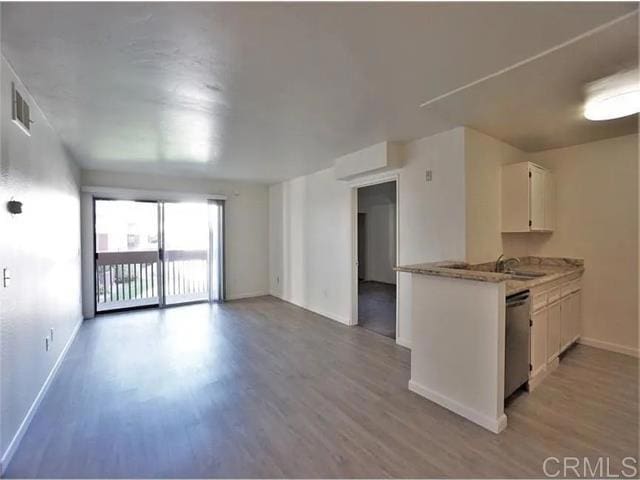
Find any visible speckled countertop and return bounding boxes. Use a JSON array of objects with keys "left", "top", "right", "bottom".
[{"left": 395, "top": 257, "right": 584, "bottom": 296}]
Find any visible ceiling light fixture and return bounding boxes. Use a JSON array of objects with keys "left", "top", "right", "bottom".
[{"left": 584, "top": 68, "right": 640, "bottom": 121}]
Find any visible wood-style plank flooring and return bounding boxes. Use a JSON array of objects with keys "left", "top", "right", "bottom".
[{"left": 5, "top": 296, "right": 638, "bottom": 478}]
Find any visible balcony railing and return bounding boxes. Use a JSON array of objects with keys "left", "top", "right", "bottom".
[
  {"left": 96, "top": 250, "right": 208, "bottom": 311},
  {"left": 164, "top": 249, "right": 208, "bottom": 304}
]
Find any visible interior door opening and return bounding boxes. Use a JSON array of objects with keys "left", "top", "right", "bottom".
[
  {"left": 94, "top": 198, "right": 224, "bottom": 313},
  {"left": 356, "top": 181, "right": 397, "bottom": 339}
]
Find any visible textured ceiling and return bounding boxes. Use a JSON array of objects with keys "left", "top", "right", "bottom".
[{"left": 1, "top": 2, "right": 637, "bottom": 182}]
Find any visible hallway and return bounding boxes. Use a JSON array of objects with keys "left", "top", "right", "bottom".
[{"left": 358, "top": 281, "right": 396, "bottom": 339}]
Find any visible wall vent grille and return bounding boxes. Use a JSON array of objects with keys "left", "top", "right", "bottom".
[{"left": 11, "top": 82, "right": 32, "bottom": 135}]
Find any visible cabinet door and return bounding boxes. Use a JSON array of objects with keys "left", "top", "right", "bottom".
[
  {"left": 560, "top": 294, "right": 573, "bottom": 352},
  {"left": 547, "top": 301, "right": 561, "bottom": 362},
  {"left": 544, "top": 171, "right": 555, "bottom": 231},
  {"left": 531, "top": 307, "right": 548, "bottom": 376},
  {"left": 529, "top": 166, "right": 546, "bottom": 230},
  {"left": 502, "top": 162, "right": 532, "bottom": 232},
  {"left": 571, "top": 291, "right": 582, "bottom": 342}
]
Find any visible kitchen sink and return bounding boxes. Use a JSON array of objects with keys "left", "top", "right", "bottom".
[
  {"left": 507, "top": 270, "right": 547, "bottom": 280},
  {"left": 445, "top": 263, "right": 548, "bottom": 281}
]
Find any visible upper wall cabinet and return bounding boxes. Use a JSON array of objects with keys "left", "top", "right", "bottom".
[{"left": 502, "top": 162, "right": 554, "bottom": 232}]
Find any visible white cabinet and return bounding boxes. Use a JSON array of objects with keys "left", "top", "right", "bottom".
[
  {"left": 528, "top": 275, "right": 582, "bottom": 390},
  {"left": 561, "top": 291, "right": 581, "bottom": 351},
  {"left": 530, "top": 307, "right": 548, "bottom": 377},
  {"left": 560, "top": 294, "right": 574, "bottom": 350},
  {"left": 547, "top": 291, "right": 582, "bottom": 364},
  {"left": 544, "top": 169, "right": 555, "bottom": 231},
  {"left": 502, "top": 162, "right": 554, "bottom": 232},
  {"left": 529, "top": 166, "right": 545, "bottom": 230},
  {"left": 547, "top": 301, "right": 562, "bottom": 362},
  {"left": 572, "top": 291, "right": 582, "bottom": 343}
]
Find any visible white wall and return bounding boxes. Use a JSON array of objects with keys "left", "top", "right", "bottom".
[
  {"left": 409, "top": 275, "right": 506, "bottom": 433},
  {"left": 396, "top": 128, "right": 467, "bottom": 346},
  {"left": 503, "top": 134, "right": 639, "bottom": 356},
  {"left": 464, "top": 128, "right": 527, "bottom": 264},
  {"left": 269, "top": 127, "right": 467, "bottom": 345},
  {"left": 0, "top": 56, "right": 82, "bottom": 471},
  {"left": 81, "top": 169, "right": 269, "bottom": 310},
  {"left": 358, "top": 182, "right": 396, "bottom": 284},
  {"left": 269, "top": 168, "right": 353, "bottom": 324}
]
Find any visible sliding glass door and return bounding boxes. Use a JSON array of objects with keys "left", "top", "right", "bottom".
[
  {"left": 94, "top": 199, "right": 160, "bottom": 312},
  {"left": 208, "top": 200, "right": 224, "bottom": 302},
  {"left": 162, "top": 202, "right": 210, "bottom": 306},
  {"left": 94, "top": 198, "right": 224, "bottom": 312}
]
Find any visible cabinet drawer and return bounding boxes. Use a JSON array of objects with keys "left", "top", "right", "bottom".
[
  {"left": 532, "top": 293, "right": 547, "bottom": 312},
  {"left": 547, "top": 287, "right": 562, "bottom": 305},
  {"left": 562, "top": 280, "right": 581, "bottom": 297}
]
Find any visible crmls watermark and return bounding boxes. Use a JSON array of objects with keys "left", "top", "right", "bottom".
[{"left": 543, "top": 456, "right": 638, "bottom": 478}]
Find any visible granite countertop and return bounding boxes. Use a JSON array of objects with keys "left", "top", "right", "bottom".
[{"left": 395, "top": 257, "right": 584, "bottom": 295}]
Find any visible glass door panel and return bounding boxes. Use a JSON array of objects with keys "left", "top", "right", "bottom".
[
  {"left": 94, "top": 199, "right": 160, "bottom": 312},
  {"left": 162, "top": 202, "right": 210, "bottom": 306},
  {"left": 208, "top": 200, "right": 224, "bottom": 302}
]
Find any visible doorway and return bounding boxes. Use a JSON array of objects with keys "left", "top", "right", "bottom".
[
  {"left": 357, "top": 213, "right": 366, "bottom": 280},
  {"left": 94, "top": 198, "right": 224, "bottom": 313},
  {"left": 356, "top": 181, "right": 397, "bottom": 339}
]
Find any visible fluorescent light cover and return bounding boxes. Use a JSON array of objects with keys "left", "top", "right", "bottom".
[
  {"left": 584, "top": 90, "right": 640, "bottom": 121},
  {"left": 584, "top": 69, "right": 640, "bottom": 121}
]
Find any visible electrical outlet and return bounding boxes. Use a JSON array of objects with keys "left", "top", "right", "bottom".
[
  {"left": 425, "top": 170, "right": 433, "bottom": 182},
  {"left": 2, "top": 268, "right": 10, "bottom": 288},
  {"left": 45, "top": 337, "right": 49, "bottom": 352}
]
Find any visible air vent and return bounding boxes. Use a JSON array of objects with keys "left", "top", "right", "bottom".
[{"left": 11, "top": 82, "right": 31, "bottom": 135}]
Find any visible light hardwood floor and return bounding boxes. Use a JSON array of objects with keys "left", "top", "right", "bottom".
[{"left": 5, "top": 296, "right": 638, "bottom": 478}]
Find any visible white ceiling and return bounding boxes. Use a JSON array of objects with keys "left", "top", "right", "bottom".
[{"left": 1, "top": 3, "right": 638, "bottom": 183}]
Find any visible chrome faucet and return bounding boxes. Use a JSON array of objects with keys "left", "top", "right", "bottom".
[{"left": 495, "top": 254, "right": 520, "bottom": 273}]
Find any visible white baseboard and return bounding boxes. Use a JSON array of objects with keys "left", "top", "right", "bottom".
[
  {"left": 269, "top": 294, "right": 351, "bottom": 326},
  {"left": 395, "top": 336, "right": 412, "bottom": 349},
  {"left": 0, "top": 317, "right": 83, "bottom": 475},
  {"left": 306, "top": 304, "right": 351, "bottom": 326},
  {"left": 578, "top": 337, "right": 639, "bottom": 358},
  {"left": 408, "top": 379, "right": 507, "bottom": 434},
  {"left": 528, "top": 357, "right": 559, "bottom": 392},
  {"left": 226, "top": 291, "right": 269, "bottom": 301}
]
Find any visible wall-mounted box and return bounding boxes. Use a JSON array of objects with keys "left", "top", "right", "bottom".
[{"left": 502, "top": 161, "right": 554, "bottom": 232}]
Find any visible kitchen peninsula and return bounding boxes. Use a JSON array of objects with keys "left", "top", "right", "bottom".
[{"left": 395, "top": 256, "right": 584, "bottom": 433}]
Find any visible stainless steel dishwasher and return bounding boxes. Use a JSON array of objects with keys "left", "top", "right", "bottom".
[{"left": 505, "top": 290, "right": 531, "bottom": 399}]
